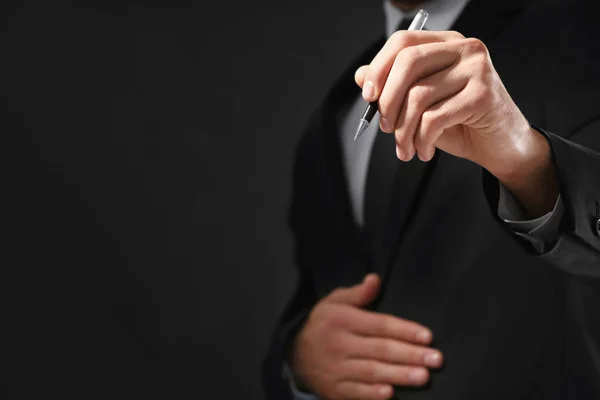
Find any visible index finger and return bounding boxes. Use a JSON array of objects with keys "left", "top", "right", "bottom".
[
  {"left": 362, "top": 30, "right": 464, "bottom": 101},
  {"left": 349, "top": 308, "right": 434, "bottom": 345}
]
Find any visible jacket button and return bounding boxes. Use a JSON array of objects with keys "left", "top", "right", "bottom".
[{"left": 595, "top": 218, "right": 600, "bottom": 237}]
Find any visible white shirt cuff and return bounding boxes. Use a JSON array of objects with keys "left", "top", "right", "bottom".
[
  {"left": 283, "top": 363, "right": 319, "bottom": 400},
  {"left": 497, "top": 182, "right": 564, "bottom": 253}
]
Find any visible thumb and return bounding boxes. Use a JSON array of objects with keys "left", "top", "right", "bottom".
[
  {"left": 327, "top": 273, "right": 381, "bottom": 307},
  {"left": 354, "top": 65, "right": 368, "bottom": 88}
]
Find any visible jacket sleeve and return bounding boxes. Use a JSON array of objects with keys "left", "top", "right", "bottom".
[
  {"left": 536, "top": 124, "right": 600, "bottom": 277},
  {"left": 483, "top": 120, "right": 600, "bottom": 278}
]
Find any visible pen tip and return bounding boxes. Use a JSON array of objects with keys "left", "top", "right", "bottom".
[{"left": 354, "top": 119, "right": 370, "bottom": 141}]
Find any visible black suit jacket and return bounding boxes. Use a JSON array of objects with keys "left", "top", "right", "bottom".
[{"left": 263, "top": 0, "right": 600, "bottom": 398}]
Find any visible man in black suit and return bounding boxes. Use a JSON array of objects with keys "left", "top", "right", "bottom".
[{"left": 263, "top": 0, "right": 600, "bottom": 399}]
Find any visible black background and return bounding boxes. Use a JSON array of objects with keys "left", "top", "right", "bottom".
[{"left": 4, "top": 0, "right": 384, "bottom": 398}]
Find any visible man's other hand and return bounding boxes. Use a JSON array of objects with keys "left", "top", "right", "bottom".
[{"left": 290, "top": 274, "right": 443, "bottom": 400}]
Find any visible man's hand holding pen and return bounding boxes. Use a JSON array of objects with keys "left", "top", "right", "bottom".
[{"left": 355, "top": 30, "right": 559, "bottom": 218}]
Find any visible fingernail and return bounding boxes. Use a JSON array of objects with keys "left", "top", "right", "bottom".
[
  {"left": 380, "top": 117, "right": 390, "bottom": 132},
  {"left": 416, "top": 330, "right": 432, "bottom": 343},
  {"left": 363, "top": 81, "right": 374, "bottom": 101},
  {"left": 424, "top": 351, "right": 442, "bottom": 368},
  {"left": 409, "top": 368, "right": 427, "bottom": 383}
]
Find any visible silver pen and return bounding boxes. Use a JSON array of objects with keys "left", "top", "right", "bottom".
[{"left": 354, "top": 9, "right": 430, "bottom": 141}]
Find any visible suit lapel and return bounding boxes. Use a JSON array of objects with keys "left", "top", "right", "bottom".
[{"left": 372, "top": 0, "right": 534, "bottom": 283}]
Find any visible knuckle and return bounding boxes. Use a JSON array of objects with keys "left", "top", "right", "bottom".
[
  {"left": 421, "top": 110, "right": 439, "bottom": 132},
  {"left": 478, "top": 59, "right": 497, "bottom": 86},
  {"left": 365, "top": 362, "right": 380, "bottom": 381},
  {"left": 397, "top": 46, "right": 421, "bottom": 68},
  {"left": 463, "top": 37, "right": 488, "bottom": 55},
  {"left": 409, "top": 83, "right": 433, "bottom": 110},
  {"left": 475, "top": 58, "right": 494, "bottom": 81},
  {"left": 468, "top": 47, "right": 493, "bottom": 74},
  {"left": 391, "top": 30, "right": 410, "bottom": 48}
]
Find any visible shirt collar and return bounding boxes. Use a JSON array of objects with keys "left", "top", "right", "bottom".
[{"left": 383, "top": 0, "right": 472, "bottom": 38}]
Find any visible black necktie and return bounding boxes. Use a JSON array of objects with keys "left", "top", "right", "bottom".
[{"left": 363, "top": 17, "right": 418, "bottom": 258}]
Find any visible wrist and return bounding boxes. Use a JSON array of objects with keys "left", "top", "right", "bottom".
[
  {"left": 488, "top": 126, "right": 559, "bottom": 218},
  {"left": 489, "top": 127, "right": 546, "bottom": 182}
]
